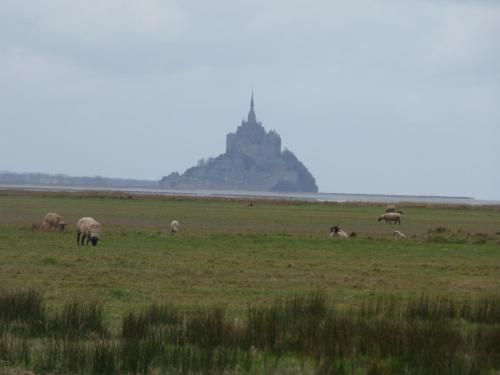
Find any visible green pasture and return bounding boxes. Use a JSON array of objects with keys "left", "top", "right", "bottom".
[{"left": 0, "top": 191, "right": 499, "bottom": 318}]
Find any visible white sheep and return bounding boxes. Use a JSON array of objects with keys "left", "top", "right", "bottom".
[
  {"left": 385, "top": 205, "right": 403, "bottom": 214},
  {"left": 393, "top": 230, "right": 407, "bottom": 239},
  {"left": 76, "top": 217, "right": 101, "bottom": 246},
  {"left": 378, "top": 212, "right": 401, "bottom": 224},
  {"left": 385, "top": 205, "right": 396, "bottom": 213},
  {"left": 330, "top": 226, "right": 348, "bottom": 238},
  {"left": 42, "top": 212, "right": 66, "bottom": 231},
  {"left": 170, "top": 220, "right": 180, "bottom": 234}
]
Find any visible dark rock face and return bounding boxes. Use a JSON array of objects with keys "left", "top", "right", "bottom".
[{"left": 160, "top": 94, "right": 318, "bottom": 193}]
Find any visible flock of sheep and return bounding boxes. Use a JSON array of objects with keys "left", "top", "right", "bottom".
[
  {"left": 35, "top": 203, "right": 406, "bottom": 246},
  {"left": 33, "top": 212, "right": 180, "bottom": 247},
  {"left": 330, "top": 204, "right": 407, "bottom": 239}
]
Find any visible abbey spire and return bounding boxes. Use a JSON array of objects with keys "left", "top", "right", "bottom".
[{"left": 248, "top": 90, "right": 256, "bottom": 123}]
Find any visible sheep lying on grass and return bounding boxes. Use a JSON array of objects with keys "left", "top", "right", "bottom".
[
  {"left": 171, "top": 220, "right": 180, "bottom": 234},
  {"left": 76, "top": 217, "right": 101, "bottom": 246},
  {"left": 378, "top": 213, "right": 401, "bottom": 224},
  {"left": 330, "top": 226, "right": 348, "bottom": 237},
  {"left": 41, "top": 213, "right": 66, "bottom": 231},
  {"left": 330, "top": 226, "right": 357, "bottom": 238},
  {"left": 393, "top": 230, "right": 407, "bottom": 239}
]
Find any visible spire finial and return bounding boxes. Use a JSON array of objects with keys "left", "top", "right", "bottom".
[{"left": 247, "top": 89, "right": 256, "bottom": 123}]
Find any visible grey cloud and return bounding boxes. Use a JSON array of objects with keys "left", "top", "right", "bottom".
[{"left": 0, "top": 0, "right": 499, "bottom": 199}]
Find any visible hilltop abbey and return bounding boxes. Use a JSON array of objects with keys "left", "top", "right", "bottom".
[
  {"left": 226, "top": 94, "right": 282, "bottom": 160},
  {"left": 160, "top": 93, "right": 318, "bottom": 193}
]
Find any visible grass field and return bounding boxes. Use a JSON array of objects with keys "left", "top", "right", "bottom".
[{"left": 0, "top": 190, "right": 499, "bottom": 373}]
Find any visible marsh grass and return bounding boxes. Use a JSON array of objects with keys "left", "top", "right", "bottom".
[
  {"left": 0, "top": 291, "right": 106, "bottom": 339},
  {"left": 48, "top": 301, "right": 107, "bottom": 338},
  {"left": 425, "top": 226, "right": 499, "bottom": 244},
  {"left": 0, "top": 334, "right": 30, "bottom": 366},
  {"left": 122, "top": 303, "right": 181, "bottom": 339},
  {"left": 1, "top": 193, "right": 499, "bottom": 314},
  {"left": 0, "top": 290, "right": 45, "bottom": 335},
  {"left": 2, "top": 290, "right": 499, "bottom": 374},
  {"left": 357, "top": 294, "right": 500, "bottom": 323},
  {"left": 1, "top": 193, "right": 500, "bottom": 373}
]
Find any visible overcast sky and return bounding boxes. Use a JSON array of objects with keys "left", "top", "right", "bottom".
[{"left": 0, "top": 0, "right": 499, "bottom": 200}]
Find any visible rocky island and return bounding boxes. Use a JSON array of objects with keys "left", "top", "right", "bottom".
[{"left": 160, "top": 94, "right": 318, "bottom": 193}]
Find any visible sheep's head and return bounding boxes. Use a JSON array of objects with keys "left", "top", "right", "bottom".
[
  {"left": 58, "top": 223, "right": 67, "bottom": 232},
  {"left": 90, "top": 237, "right": 99, "bottom": 246}
]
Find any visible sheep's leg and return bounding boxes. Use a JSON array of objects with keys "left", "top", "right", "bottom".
[
  {"left": 86, "top": 236, "right": 90, "bottom": 245},
  {"left": 77, "top": 232, "right": 80, "bottom": 245},
  {"left": 81, "top": 235, "right": 86, "bottom": 246}
]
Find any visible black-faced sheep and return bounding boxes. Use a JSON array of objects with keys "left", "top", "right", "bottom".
[
  {"left": 378, "top": 213, "right": 401, "bottom": 224},
  {"left": 42, "top": 213, "right": 66, "bottom": 231},
  {"left": 76, "top": 217, "right": 101, "bottom": 246},
  {"left": 330, "top": 226, "right": 348, "bottom": 237},
  {"left": 171, "top": 220, "right": 180, "bottom": 234},
  {"left": 393, "top": 230, "right": 407, "bottom": 239}
]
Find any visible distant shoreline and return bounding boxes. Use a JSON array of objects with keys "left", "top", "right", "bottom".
[
  {"left": 318, "top": 191, "right": 474, "bottom": 200},
  {"left": 1, "top": 183, "right": 498, "bottom": 206}
]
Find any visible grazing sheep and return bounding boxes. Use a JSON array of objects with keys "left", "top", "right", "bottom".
[
  {"left": 170, "top": 220, "right": 180, "bottom": 234},
  {"left": 393, "top": 230, "right": 407, "bottom": 239},
  {"left": 76, "top": 217, "right": 101, "bottom": 246},
  {"left": 378, "top": 212, "right": 401, "bottom": 224},
  {"left": 385, "top": 205, "right": 396, "bottom": 213},
  {"left": 385, "top": 205, "right": 403, "bottom": 214},
  {"left": 330, "top": 226, "right": 348, "bottom": 238},
  {"left": 42, "top": 213, "right": 66, "bottom": 232}
]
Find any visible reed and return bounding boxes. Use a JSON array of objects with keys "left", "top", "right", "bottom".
[
  {"left": 47, "top": 301, "right": 106, "bottom": 338},
  {"left": 122, "top": 303, "right": 180, "bottom": 339},
  {"left": 0, "top": 290, "right": 45, "bottom": 335},
  {"left": 2, "top": 290, "right": 500, "bottom": 374}
]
